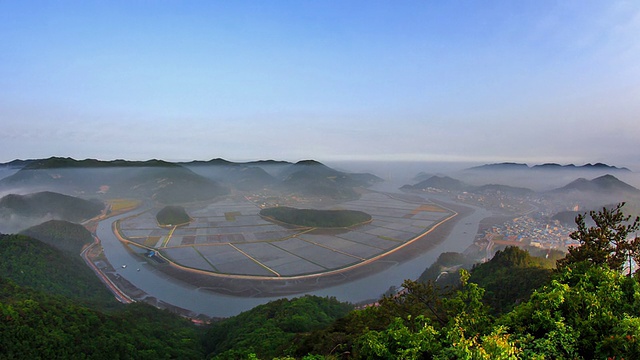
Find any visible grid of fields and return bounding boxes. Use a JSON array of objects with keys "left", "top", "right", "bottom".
[{"left": 118, "top": 193, "right": 452, "bottom": 277}]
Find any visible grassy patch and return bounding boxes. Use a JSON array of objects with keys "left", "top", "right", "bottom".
[{"left": 225, "top": 211, "right": 241, "bottom": 221}]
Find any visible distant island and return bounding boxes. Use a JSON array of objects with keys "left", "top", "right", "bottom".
[{"left": 467, "top": 162, "right": 631, "bottom": 172}]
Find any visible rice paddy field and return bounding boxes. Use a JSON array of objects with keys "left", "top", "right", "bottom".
[{"left": 117, "top": 192, "right": 453, "bottom": 278}]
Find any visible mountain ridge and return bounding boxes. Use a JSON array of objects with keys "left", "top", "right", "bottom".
[{"left": 468, "top": 162, "right": 631, "bottom": 172}]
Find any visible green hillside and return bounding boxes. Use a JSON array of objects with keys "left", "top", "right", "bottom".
[
  {"left": 0, "top": 234, "right": 116, "bottom": 309},
  {"left": 20, "top": 220, "right": 94, "bottom": 256},
  {"left": 0, "top": 191, "right": 104, "bottom": 222},
  {"left": 0, "top": 277, "right": 204, "bottom": 359},
  {"left": 203, "top": 296, "right": 353, "bottom": 359}
]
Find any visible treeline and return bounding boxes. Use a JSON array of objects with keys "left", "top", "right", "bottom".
[
  {"left": 0, "top": 278, "right": 204, "bottom": 359},
  {"left": 0, "top": 233, "right": 117, "bottom": 310},
  {"left": 204, "top": 296, "right": 354, "bottom": 359}
]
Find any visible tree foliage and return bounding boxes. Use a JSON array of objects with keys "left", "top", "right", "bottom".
[
  {"left": 0, "top": 234, "right": 117, "bottom": 310},
  {"left": 203, "top": 296, "right": 353, "bottom": 359},
  {"left": 558, "top": 202, "right": 640, "bottom": 272},
  {"left": 0, "top": 277, "right": 204, "bottom": 359},
  {"left": 20, "top": 219, "right": 94, "bottom": 256},
  {"left": 470, "top": 247, "right": 554, "bottom": 315}
]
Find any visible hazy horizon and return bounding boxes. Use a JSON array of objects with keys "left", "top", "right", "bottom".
[{"left": 2, "top": 1, "right": 639, "bottom": 168}]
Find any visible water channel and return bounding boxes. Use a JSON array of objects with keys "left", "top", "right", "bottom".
[{"left": 96, "top": 194, "right": 491, "bottom": 317}]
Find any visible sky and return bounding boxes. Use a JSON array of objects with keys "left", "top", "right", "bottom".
[{"left": 1, "top": 1, "right": 640, "bottom": 168}]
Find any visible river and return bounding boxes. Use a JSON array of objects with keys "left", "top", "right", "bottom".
[{"left": 96, "top": 194, "right": 491, "bottom": 317}]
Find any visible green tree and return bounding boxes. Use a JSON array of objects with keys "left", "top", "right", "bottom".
[
  {"left": 558, "top": 203, "right": 640, "bottom": 273},
  {"left": 502, "top": 263, "right": 640, "bottom": 359}
]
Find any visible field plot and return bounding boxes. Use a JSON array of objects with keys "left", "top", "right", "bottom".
[{"left": 117, "top": 193, "right": 454, "bottom": 278}]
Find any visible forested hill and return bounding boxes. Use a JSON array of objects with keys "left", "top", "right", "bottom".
[
  {"left": 204, "top": 296, "right": 354, "bottom": 359},
  {"left": 0, "top": 277, "right": 205, "bottom": 359},
  {"left": 21, "top": 156, "right": 180, "bottom": 169},
  {"left": 20, "top": 220, "right": 93, "bottom": 256},
  {"left": 0, "top": 233, "right": 116, "bottom": 309},
  {"left": 0, "top": 191, "right": 104, "bottom": 223}
]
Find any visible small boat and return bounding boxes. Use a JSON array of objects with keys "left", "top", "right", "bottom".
[
  {"left": 122, "top": 264, "right": 127, "bottom": 268},
  {"left": 137, "top": 268, "right": 140, "bottom": 271}
]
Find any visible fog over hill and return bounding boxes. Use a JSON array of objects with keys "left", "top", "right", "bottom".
[
  {"left": 0, "top": 191, "right": 104, "bottom": 233},
  {"left": 401, "top": 169, "right": 640, "bottom": 219},
  {"left": 0, "top": 157, "right": 383, "bottom": 206},
  {"left": 456, "top": 161, "right": 638, "bottom": 192}
]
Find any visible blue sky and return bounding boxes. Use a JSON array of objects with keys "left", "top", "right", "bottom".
[{"left": 1, "top": 1, "right": 639, "bottom": 168}]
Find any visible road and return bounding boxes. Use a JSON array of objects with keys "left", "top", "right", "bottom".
[{"left": 80, "top": 235, "right": 135, "bottom": 304}]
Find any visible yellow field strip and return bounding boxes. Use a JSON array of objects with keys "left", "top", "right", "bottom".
[{"left": 161, "top": 226, "right": 177, "bottom": 248}]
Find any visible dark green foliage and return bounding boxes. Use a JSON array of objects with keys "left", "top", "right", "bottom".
[
  {"left": 203, "top": 296, "right": 353, "bottom": 359},
  {"left": 0, "top": 277, "right": 204, "bottom": 359},
  {"left": 0, "top": 234, "right": 117, "bottom": 309},
  {"left": 558, "top": 202, "right": 640, "bottom": 272},
  {"left": 20, "top": 220, "right": 94, "bottom": 256},
  {"left": 156, "top": 205, "right": 191, "bottom": 226},
  {"left": 469, "top": 246, "right": 554, "bottom": 315},
  {"left": 22, "top": 156, "right": 180, "bottom": 169},
  {"left": 260, "top": 207, "right": 371, "bottom": 228},
  {"left": 417, "top": 251, "right": 475, "bottom": 284},
  {"left": 502, "top": 263, "right": 640, "bottom": 359},
  {"left": 0, "top": 191, "right": 104, "bottom": 222}
]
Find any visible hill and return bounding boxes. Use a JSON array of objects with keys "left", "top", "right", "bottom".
[
  {"left": 467, "top": 162, "right": 630, "bottom": 172},
  {"left": 277, "top": 160, "right": 380, "bottom": 200},
  {"left": 0, "top": 233, "right": 116, "bottom": 309},
  {"left": 156, "top": 205, "right": 191, "bottom": 226},
  {"left": 0, "top": 157, "right": 379, "bottom": 202},
  {"left": 0, "top": 160, "right": 229, "bottom": 204},
  {"left": 203, "top": 296, "right": 353, "bottom": 359},
  {"left": 20, "top": 220, "right": 94, "bottom": 256},
  {"left": 0, "top": 191, "right": 104, "bottom": 222},
  {"left": 0, "top": 277, "right": 204, "bottom": 359},
  {"left": 0, "top": 159, "right": 34, "bottom": 169},
  {"left": 554, "top": 174, "right": 640, "bottom": 194},
  {"left": 532, "top": 162, "right": 631, "bottom": 172},
  {"left": 21, "top": 156, "right": 180, "bottom": 170},
  {"left": 468, "top": 246, "right": 554, "bottom": 314}
]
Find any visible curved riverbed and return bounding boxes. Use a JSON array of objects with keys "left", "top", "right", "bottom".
[{"left": 96, "top": 195, "right": 491, "bottom": 317}]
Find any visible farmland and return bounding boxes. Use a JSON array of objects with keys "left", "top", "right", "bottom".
[{"left": 116, "top": 192, "right": 454, "bottom": 278}]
